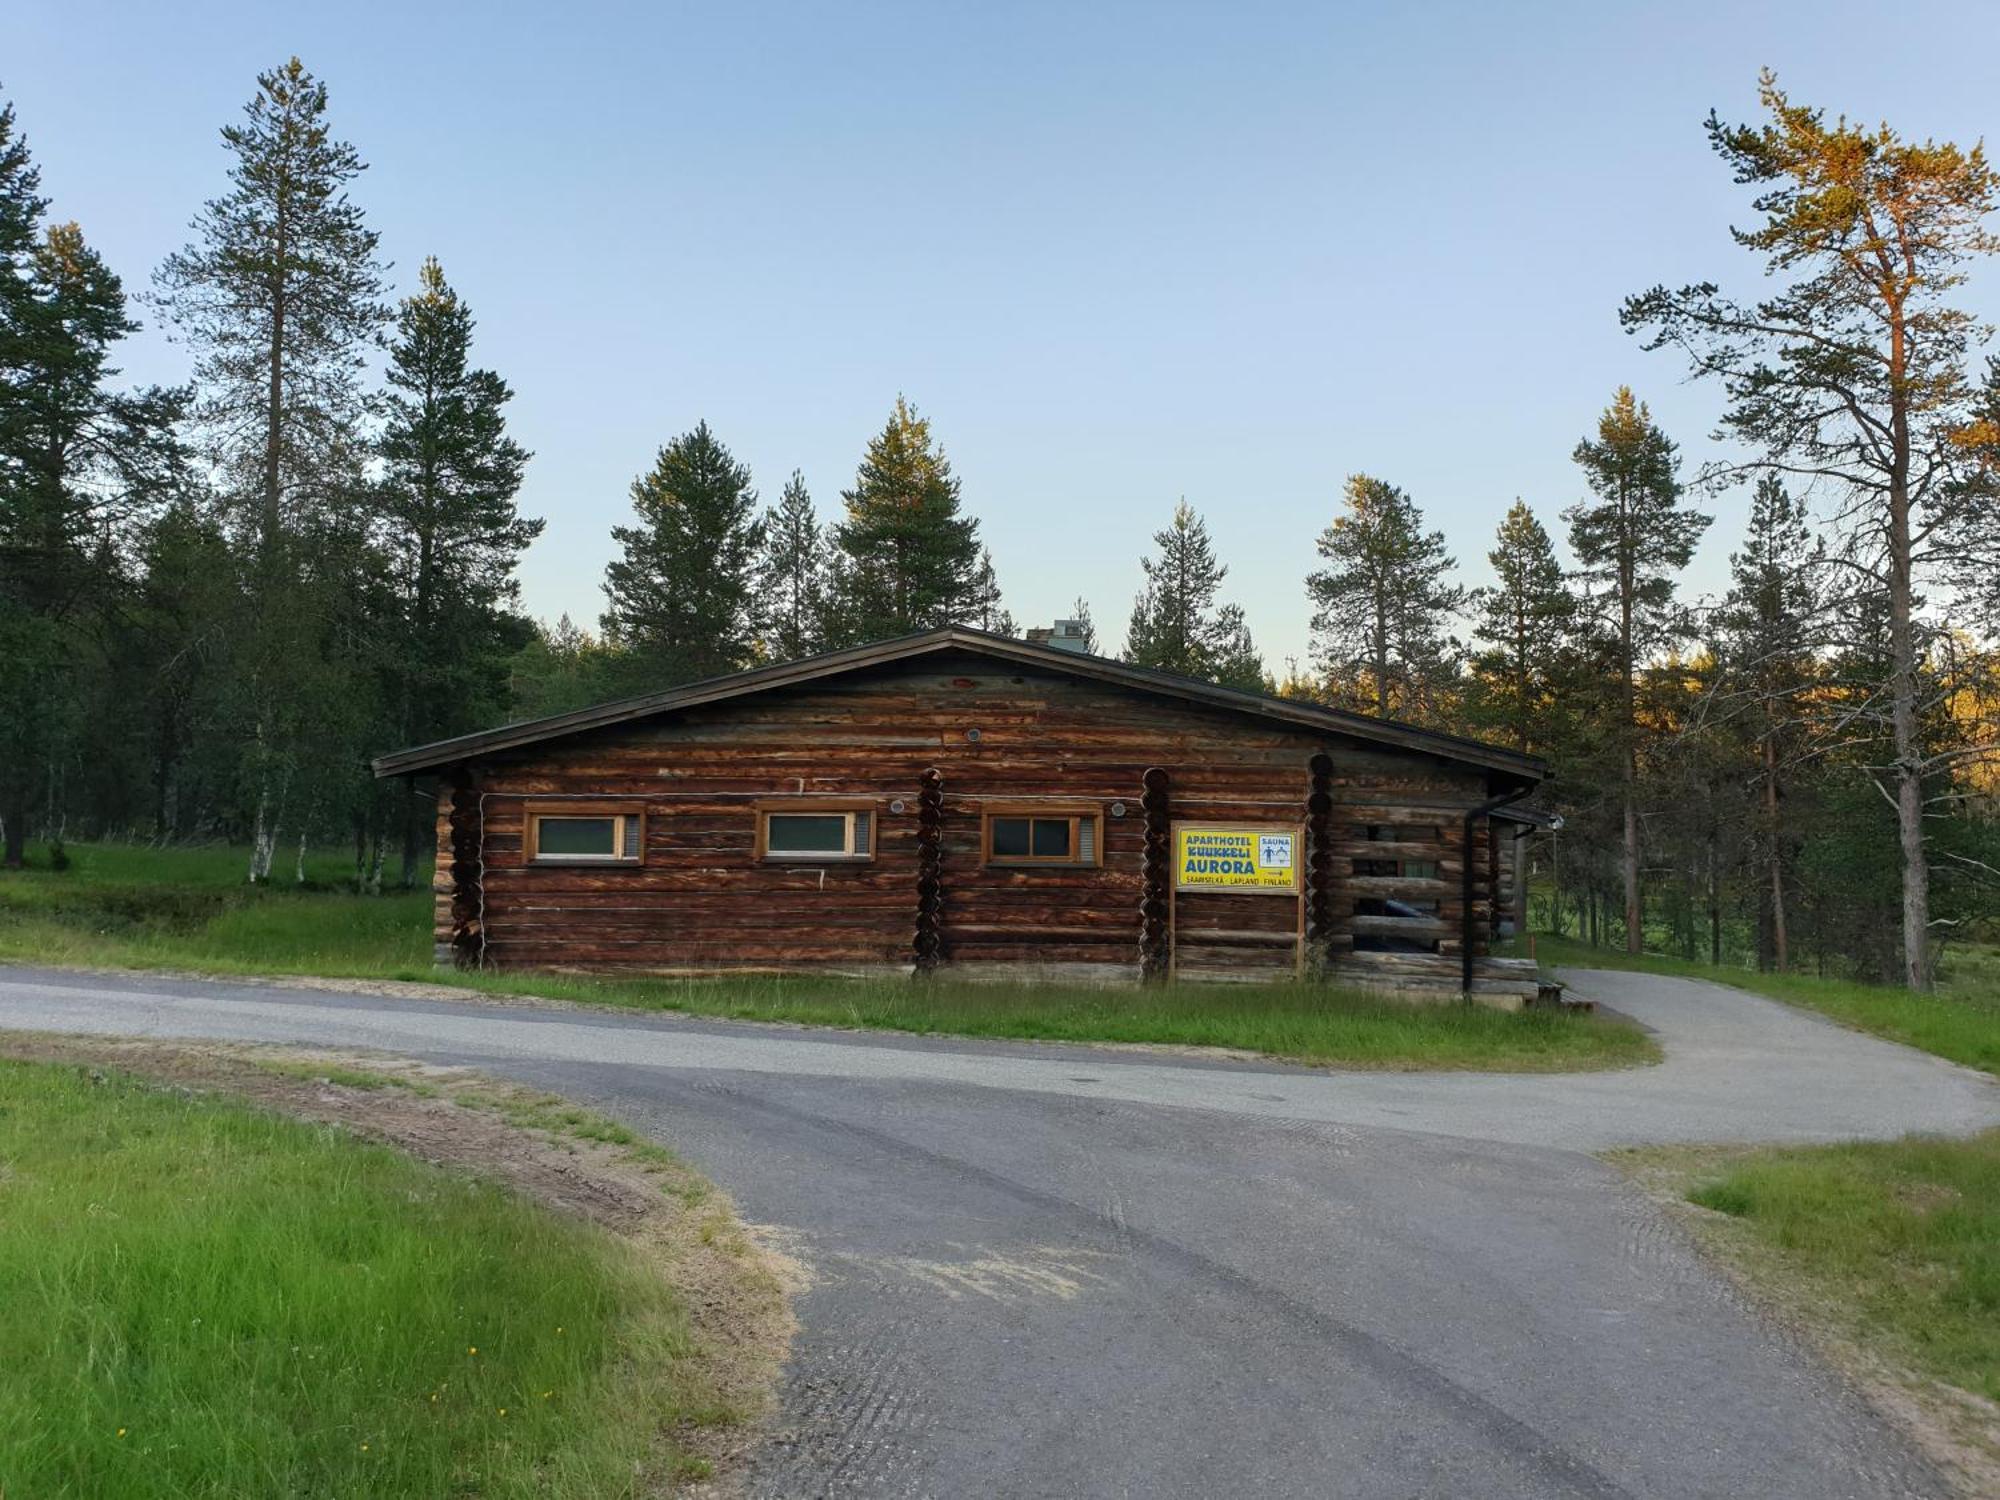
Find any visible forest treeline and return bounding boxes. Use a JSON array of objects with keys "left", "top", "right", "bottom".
[{"left": 1, "top": 63, "right": 1995, "bottom": 988}]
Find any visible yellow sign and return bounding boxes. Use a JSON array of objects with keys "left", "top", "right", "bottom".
[{"left": 1174, "top": 825, "right": 1300, "bottom": 893}]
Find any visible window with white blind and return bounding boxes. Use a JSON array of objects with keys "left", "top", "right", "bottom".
[
  {"left": 759, "top": 807, "right": 875, "bottom": 861},
  {"left": 528, "top": 808, "right": 645, "bottom": 864}
]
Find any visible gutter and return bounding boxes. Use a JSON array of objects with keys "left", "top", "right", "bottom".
[{"left": 1462, "top": 784, "right": 1532, "bottom": 998}]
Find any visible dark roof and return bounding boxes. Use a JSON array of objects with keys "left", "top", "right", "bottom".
[
  {"left": 1492, "top": 804, "right": 1562, "bottom": 830},
  {"left": 372, "top": 626, "right": 1547, "bottom": 782}
]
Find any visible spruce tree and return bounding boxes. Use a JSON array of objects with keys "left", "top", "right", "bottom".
[
  {"left": 602, "top": 421, "right": 765, "bottom": 684},
  {"left": 1124, "top": 500, "right": 1267, "bottom": 688},
  {"left": 1466, "top": 500, "right": 1574, "bottom": 753},
  {"left": 829, "top": 396, "right": 985, "bottom": 639},
  {"left": 152, "top": 57, "right": 388, "bottom": 880},
  {"left": 1305, "top": 475, "right": 1465, "bottom": 722},
  {"left": 1565, "top": 386, "right": 1710, "bottom": 953},
  {"left": 375, "top": 255, "right": 540, "bottom": 885},
  {"left": 756, "top": 470, "right": 825, "bottom": 662}
]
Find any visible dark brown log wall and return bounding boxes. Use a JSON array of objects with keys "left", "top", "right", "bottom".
[{"left": 435, "top": 653, "right": 1497, "bottom": 978}]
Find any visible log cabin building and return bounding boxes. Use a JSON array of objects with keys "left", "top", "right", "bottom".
[{"left": 373, "top": 627, "right": 1548, "bottom": 1002}]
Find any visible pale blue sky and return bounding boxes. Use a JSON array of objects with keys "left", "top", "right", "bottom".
[{"left": 14, "top": 1, "right": 2000, "bottom": 668}]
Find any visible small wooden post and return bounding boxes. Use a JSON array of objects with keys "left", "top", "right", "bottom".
[
  {"left": 913, "top": 767, "right": 944, "bottom": 975},
  {"left": 1140, "top": 767, "right": 1172, "bottom": 982}
]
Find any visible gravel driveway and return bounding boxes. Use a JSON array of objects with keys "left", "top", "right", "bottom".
[{"left": 1, "top": 962, "right": 1992, "bottom": 1498}]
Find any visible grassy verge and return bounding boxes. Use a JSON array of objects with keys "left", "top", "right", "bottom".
[
  {"left": 1508, "top": 932, "right": 2000, "bottom": 1076},
  {"left": 0, "top": 842, "right": 1657, "bottom": 1073},
  {"left": 0, "top": 1042, "right": 788, "bottom": 1498},
  {"left": 1620, "top": 1133, "right": 2000, "bottom": 1490}
]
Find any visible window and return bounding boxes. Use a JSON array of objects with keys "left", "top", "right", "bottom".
[
  {"left": 1353, "top": 822, "right": 1441, "bottom": 954},
  {"left": 983, "top": 809, "right": 1100, "bottom": 866},
  {"left": 528, "top": 809, "right": 643, "bottom": 864},
  {"left": 759, "top": 807, "right": 874, "bottom": 861}
]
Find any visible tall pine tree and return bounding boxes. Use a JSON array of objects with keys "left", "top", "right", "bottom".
[
  {"left": 375, "top": 256, "right": 539, "bottom": 885},
  {"left": 1623, "top": 73, "right": 1996, "bottom": 989},
  {"left": 1124, "top": 500, "right": 1267, "bottom": 690},
  {"left": 1566, "top": 386, "right": 1710, "bottom": 953},
  {"left": 152, "top": 57, "right": 389, "bottom": 880},
  {"left": 1306, "top": 475, "right": 1464, "bottom": 722},
  {"left": 755, "top": 470, "right": 824, "bottom": 662},
  {"left": 828, "top": 397, "right": 986, "bottom": 640},
  {"left": 602, "top": 421, "right": 764, "bottom": 684}
]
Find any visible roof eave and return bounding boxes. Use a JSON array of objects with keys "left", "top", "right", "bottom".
[{"left": 371, "top": 626, "right": 1547, "bottom": 783}]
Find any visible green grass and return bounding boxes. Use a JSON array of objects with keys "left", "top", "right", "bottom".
[
  {"left": 1671, "top": 1131, "right": 2000, "bottom": 1407},
  {"left": 0, "top": 841, "right": 1656, "bottom": 1073},
  {"left": 0, "top": 1057, "right": 714, "bottom": 1498},
  {"left": 1509, "top": 932, "right": 2000, "bottom": 1076}
]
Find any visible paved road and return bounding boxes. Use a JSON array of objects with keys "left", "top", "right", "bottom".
[{"left": 1, "top": 964, "right": 1993, "bottom": 1498}]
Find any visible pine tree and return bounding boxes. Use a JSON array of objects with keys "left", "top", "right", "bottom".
[
  {"left": 602, "top": 421, "right": 765, "bottom": 684},
  {"left": 1124, "top": 500, "right": 1267, "bottom": 688},
  {"left": 508, "top": 614, "right": 619, "bottom": 719},
  {"left": 152, "top": 57, "right": 389, "bottom": 881},
  {"left": 154, "top": 57, "right": 387, "bottom": 557},
  {"left": 1712, "top": 477, "right": 1821, "bottom": 971},
  {"left": 1623, "top": 72, "right": 1996, "bottom": 989},
  {"left": 756, "top": 471, "right": 824, "bottom": 662},
  {"left": 1305, "top": 474, "right": 1465, "bottom": 722},
  {"left": 1068, "top": 597, "right": 1099, "bottom": 654},
  {"left": 126, "top": 497, "right": 236, "bottom": 840},
  {"left": 828, "top": 397, "right": 985, "bottom": 640},
  {"left": 0, "top": 99, "right": 184, "bottom": 867},
  {"left": 375, "top": 255, "right": 540, "bottom": 885},
  {"left": 969, "top": 546, "right": 1015, "bottom": 635},
  {"left": 1465, "top": 500, "right": 1574, "bottom": 753},
  {"left": 1565, "top": 387, "right": 1710, "bottom": 953},
  {"left": 1206, "top": 604, "right": 1271, "bottom": 693}
]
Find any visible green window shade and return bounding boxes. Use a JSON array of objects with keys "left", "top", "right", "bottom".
[
  {"left": 990, "top": 817, "right": 1031, "bottom": 857},
  {"left": 536, "top": 817, "right": 616, "bottom": 856},
  {"left": 767, "top": 813, "right": 851, "bottom": 854}
]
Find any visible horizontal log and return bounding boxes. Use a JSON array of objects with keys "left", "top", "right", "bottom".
[
  {"left": 1342, "top": 876, "right": 1452, "bottom": 897},
  {"left": 1350, "top": 913, "right": 1449, "bottom": 937}
]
